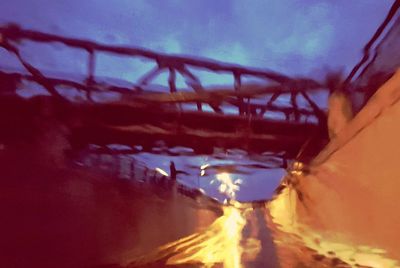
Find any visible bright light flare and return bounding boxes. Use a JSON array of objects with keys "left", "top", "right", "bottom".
[
  {"left": 200, "top": 164, "right": 210, "bottom": 170},
  {"left": 214, "top": 172, "right": 242, "bottom": 199},
  {"left": 131, "top": 205, "right": 258, "bottom": 267},
  {"left": 155, "top": 167, "right": 169, "bottom": 177},
  {"left": 200, "top": 164, "right": 209, "bottom": 176}
]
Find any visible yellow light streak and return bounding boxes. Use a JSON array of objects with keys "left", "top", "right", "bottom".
[
  {"left": 129, "top": 172, "right": 260, "bottom": 267},
  {"left": 267, "top": 186, "right": 400, "bottom": 267}
]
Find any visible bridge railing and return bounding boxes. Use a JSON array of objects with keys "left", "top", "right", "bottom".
[{"left": 0, "top": 24, "right": 327, "bottom": 125}]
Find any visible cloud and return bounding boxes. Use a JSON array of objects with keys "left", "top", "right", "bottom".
[
  {"left": 147, "top": 36, "right": 182, "bottom": 54},
  {"left": 203, "top": 43, "right": 250, "bottom": 66},
  {"left": 231, "top": 1, "right": 334, "bottom": 60}
]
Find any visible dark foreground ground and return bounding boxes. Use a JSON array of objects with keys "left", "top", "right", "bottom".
[{"left": 0, "top": 143, "right": 225, "bottom": 268}]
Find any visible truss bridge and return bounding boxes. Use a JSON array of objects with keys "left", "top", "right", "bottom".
[{"left": 2, "top": 7, "right": 399, "bottom": 160}]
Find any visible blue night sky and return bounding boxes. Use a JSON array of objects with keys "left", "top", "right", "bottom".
[{"left": 0, "top": 0, "right": 394, "bottom": 77}]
